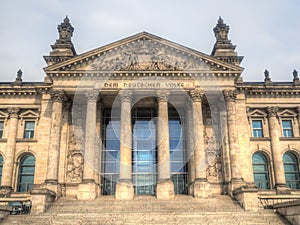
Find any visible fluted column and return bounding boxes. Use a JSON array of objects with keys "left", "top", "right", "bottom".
[
  {"left": 190, "top": 89, "right": 211, "bottom": 198},
  {"left": 267, "top": 107, "right": 289, "bottom": 193},
  {"left": 1, "top": 108, "right": 19, "bottom": 192},
  {"left": 223, "top": 90, "right": 245, "bottom": 192},
  {"left": 115, "top": 90, "right": 134, "bottom": 199},
  {"left": 156, "top": 90, "right": 174, "bottom": 199},
  {"left": 45, "top": 90, "right": 66, "bottom": 186},
  {"left": 78, "top": 90, "right": 99, "bottom": 200}
]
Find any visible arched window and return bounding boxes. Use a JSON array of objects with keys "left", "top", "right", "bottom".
[
  {"left": 17, "top": 154, "right": 35, "bottom": 192},
  {"left": 252, "top": 152, "right": 270, "bottom": 189},
  {"left": 0, "top": 155, "right": 3, "bottom": 185},
  {"left": 283, "top": 152, "right": 300, "bottom": 189}
]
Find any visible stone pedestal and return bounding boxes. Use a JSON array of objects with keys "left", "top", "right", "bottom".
[
  {"left": 115, "top": 181, "right": 134, "bottom": 200},
  {"left": 233, "top": 185, "right": 259, "bottom": 211},
  {"left": 156, "top": 179, "right": 175, "bottom": 200},
  {"left": 275, "top": 185, "right": 291, "bottom": 194},
  {"left": 77, "top": 181, "right": 98, "bottom": 200},
  {"left": 30, "top": 188, "right": 56, "bottom": 214},
  {"left": 0, "top": 186, "right": 12, "bottom": 197},
  {"left": 229, "top": 178, "right": 247, "bottom": 196},
  {"left": 43, "top": 182, "right": 61, "bottom": 199},
  {"left": 193, "top": 179, "right": 212, "bottom": 199}
]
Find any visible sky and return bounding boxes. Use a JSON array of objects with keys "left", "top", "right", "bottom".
[{"left": 0, "top": 0, "right": 300, "bottom": 82}]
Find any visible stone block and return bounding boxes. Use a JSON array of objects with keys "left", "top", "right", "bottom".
[
  {"left": 30, "top": 188, "right": 56, "bottom": 214},
  {"left": 77, "top": 182, "right": 98, "bottom": 200},
  {"left": 193, "top": 180, "right": 212, "bottom": 198},
  {"left": 115, "top": 181, "right": 134, "bottom": 200},
  {"left": 156, "top": 179, "right": 174, "bottom": 200}
]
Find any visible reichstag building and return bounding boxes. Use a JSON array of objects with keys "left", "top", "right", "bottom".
[{"left": 0, "top": 17, "right": 299, "bottom": 213}]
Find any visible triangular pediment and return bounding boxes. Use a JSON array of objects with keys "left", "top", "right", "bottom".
[
  {"left": 278, "top": 109, "right": 297, "bottom": 117},
  {"left": 44, "top": 32, "right": 243, "bottom": 74},
  {"left": 19, "top": 110, "right": 40, "bottom": 119},
  {"left": 248, "top": 109, "right": 267, "bottom": 117}
]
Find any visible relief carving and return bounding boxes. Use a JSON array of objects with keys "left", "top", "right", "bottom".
[
  {"left": 89, "top": 38, "right": 207, "bottom": 71},
  {"left": 66, "top": 129, "right": 84, "bottom": 183}
]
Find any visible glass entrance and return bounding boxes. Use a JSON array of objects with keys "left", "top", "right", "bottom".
[{"left": 132, "top": 108, "right": 157, "bottom": 195}]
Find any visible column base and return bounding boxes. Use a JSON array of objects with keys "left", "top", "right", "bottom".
[
  {"left": 193, "top": 179, "right": 212, "bottom": 198},
  {"left": 275, "top": 185, "right": 291, "bottom": 194},
  {"left": 232, "top": 185, "right": 259, "bottom": 211},
  {"left": 0, "top": 186, "right": 13, "bottom": 197},
  {"left": 77, "top": 180, "right": 98, "bottom": 200},
  {"left": 115, "top": 180, "right": 134, "bottom": 200},
  {"left": 229, "top": 178, "right": 246, "bottom": 196},
  {"left": 156, "top": 179, "right": 174, "bottom": 200}
]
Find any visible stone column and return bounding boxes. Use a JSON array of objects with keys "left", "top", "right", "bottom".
[
  {"left": 223, "top": 90, "right": 245, "bottom": 193},
  {"left": 186, "top": 100, "right": 195, "bottom": 195},
  {"left": 78, "top": 90, "right": 99, "bottom": 200},
  {"left": 1, "top": 108, "right": 19, "bottom": 194},
  {"left": 156, "top": 90, "right": 174, "bottom": 200},
  {"left": 45, "top": 90, "right": 66, "bottom": 195},
  {"left": 115, "top": 90, "right": 134, "bottom": 200},
  {"left": 190, "top": 89, "right": 211, "bottom": 198},
  {"left": 267, "top": 107, "right": 289, "bottom": 193}
]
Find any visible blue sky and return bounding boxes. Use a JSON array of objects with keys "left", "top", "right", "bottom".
[{"left": 0, "top": 0, "right": 299, "bottom": 82}]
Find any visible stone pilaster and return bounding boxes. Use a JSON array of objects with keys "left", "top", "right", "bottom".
[
  {"left": 0, "top": 108, "right": 20, "bottom": 195},
  {"left": 267, "top": 107, "right": 290, "bottom": 194},
  {"left": 115, "top": 90, "right": 134, "bottom": 200},
  {"left": 156, "top": 90, "right": 174, "bottom": 200},
  {"left": 45, "top": 90, "right": 66, "bottom": 195},
  {"left": 78, "top": 90, "right": 99, "bottom": 200},
  {"left": 190, "top": 89, "right": 211, "bottom": 198},
  {"left": 223, "top": 90, "right": 245, "bottom": 193}
]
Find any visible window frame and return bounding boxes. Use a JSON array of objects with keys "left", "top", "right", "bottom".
[
  {"left": 251, "top": 119, "right": 264, "bottom": 138},
  {"left": 17, "top": 154, "right": 35, "bottom": 193},
  {"left": 282, "top": 119, "right": 294, "bottom": 138},
  {"left": 23, "top": 121, "right": 35, "bottom": 139}
]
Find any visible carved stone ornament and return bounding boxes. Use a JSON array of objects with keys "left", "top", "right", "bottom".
[
  {"left": 156, "top": 90, "right": 170, "bottom": 103},
  {"left": 206, "top": 154, "right": 222, "bottom": 182},
  {"left": 88, "top": 38, "right": 208, "bottom": 72},
  {"left": 267, "top": 107, "right": 279, "bottom": 117},
  {"left": 119, "top": 90, "right": 133, "bottom": 102},
  {"left": 8, "top": 107, "right": 20, "bottom": 118},
  {"left": 51, "top": 90, "right": 67, "bottom": 103},
  {"left": 66, "top": 130, "right": 83, "bottom": 183},
  {"left": 190, "top": 89, "right": 204, "bottom": 102},
  {"left": 223, "top": 90, "right": 237, "bottom": 102},
  {"left": 85, "top": 90, "right": 99, "bottom": 102}
]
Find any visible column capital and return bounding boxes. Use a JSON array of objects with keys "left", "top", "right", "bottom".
[
  {"left": 223, "top": 90, "right": 237, "bottom": 102},
  {"left": 51, "top": 90, "right": 67, "bottom": 103},
  {"left": 190, "top": 89, "right": 204, "bottom": 102},
  {"left": 85, "top": 90, "right": 99, "bottom": 102},
  {"left": 119, "top": 90, "right": 133, "bottom": 103},
  {"left": 267, "top": 106, "right": 279, "bottom": 117},
  {"left": 296, "top": 106, "right": 300, "bottom": 114},
  {"left": 156, "top": 90, "right": 170, "bottom": 103},
  {"left": 8, "top": 107, "right": 20, "bottom": 118}
]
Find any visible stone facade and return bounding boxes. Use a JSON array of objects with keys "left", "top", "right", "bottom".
[{"left": 0, "top": 17, "right": 299, "bottom": 210}]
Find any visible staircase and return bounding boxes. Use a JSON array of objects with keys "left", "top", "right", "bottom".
[{"left": 1, "top": 195, "right": 290, "bottom": 225}]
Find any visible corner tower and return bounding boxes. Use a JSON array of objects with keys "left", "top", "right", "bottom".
[
  {"left": 211, "top": 17, "right": 243, "bottom": 66},
  {"left": 44, "top": 16, "right": 76, "bottom": 66}
]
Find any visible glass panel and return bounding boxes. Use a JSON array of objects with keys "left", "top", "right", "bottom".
[
  {"left": 283, "top": 152, "right": 300, "bottom": 189},
  {"left": 0, "top": 122, "right": 3, "bottom": 138},
  {"left": 18, "top": 154, "right": 35, "bottom": 192},
  {"left": 252, "top": 120, "right": 263, "bottom": 137},
  {"left": 25, "top": 121, "right": 35, "bottom": 130},
  {"left": 282, "top": 120, "right": 293, "bottom": 137},
  {"left": 132, "top": 108, "right": 157, "bottom": 195},
  {"left": 252, "top": 153, "right": 270, "bottom": 189}
]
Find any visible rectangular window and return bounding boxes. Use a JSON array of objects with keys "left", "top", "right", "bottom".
[
  {"left": 0, "top": 121, "right": 3, "bottom": 139},
  {"left": 282, "top": 120, "right": 293, "bottom": 137},
  {"left": 252, "top": 120, "right": 263, "bottom": 137},
  {"left": 23, "top": 121, "right": 35, "bottom": 139}
]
